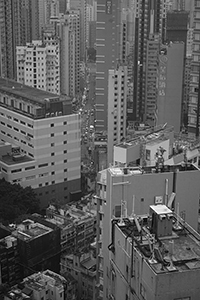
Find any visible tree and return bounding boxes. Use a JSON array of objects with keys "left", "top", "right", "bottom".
[{"left": 0, "top": 179, "right": 40, "bottom": 224}]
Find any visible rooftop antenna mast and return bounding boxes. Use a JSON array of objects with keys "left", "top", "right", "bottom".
[{"left": 174, "top": 202, "right": 182, "bottom": 230}]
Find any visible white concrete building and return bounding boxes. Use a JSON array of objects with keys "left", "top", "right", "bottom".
[
  {"left": 107, "top": 66, "right": 127, "bottom": 165},
  {"left": 0, "top": 78, "right": 81, "bottom": 207},
  {"left": 16, "top": 40, "right": 60, "bottom": 95}
]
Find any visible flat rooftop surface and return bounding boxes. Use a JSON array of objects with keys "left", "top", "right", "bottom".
[
  {"left": 14, "top": 221, "right": 52, "bottom": 241},
  {"left": 0, "top": 78, "right": 71, "bottom": 105},
  {"left": 119, "top": 212, "right": 200, "bottom": 274},
  {"left": 1, "top": 154, "right": 34, "bottom": 165},
  {"left": 109, "top": 164, "right": 198, "bottom": 176},
  {"left": 0, "top": 78, "right": 58, "bottom": 103}
]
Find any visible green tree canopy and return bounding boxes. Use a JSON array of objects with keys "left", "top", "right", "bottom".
[{"left": 0, "top": 179, "right": 40, "bottom": 224}]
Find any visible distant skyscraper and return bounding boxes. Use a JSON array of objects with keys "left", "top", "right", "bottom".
[
  {"left": 95, "top": 0, "right": 131, "bottom": 132},
  {"left": 38, "top": 0, "right": 59, "bottom": 38},
  {"left": 69, "top": 0, "right": 87, "bottom": 61},
  {"left": 52, "top": 11, "right": 80, "bottom": 96},
  {"left": 107, "top": 66, "right": 127, "bottom": 165},
  {"left": 145, "top": 34, "right": 160, "bottom": 126},
  {"left": 188, "top": 1, "right": 200, "bottom": 137},
  {"left": 0, "top": 0, "right": 39, "bottom": 79},
  {"left": 172, "top": 0, "right": 193, "bottom": 11},
  {"left": 157, "top": 42, "right": 184, "bottom": 132},
  {"left": 132, "top": 0, "right": 166, "bottom": 123}
]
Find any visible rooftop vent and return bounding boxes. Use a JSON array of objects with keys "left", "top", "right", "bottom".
[{"left": 149, "top": 205, "right": 173, "bottom": 238}]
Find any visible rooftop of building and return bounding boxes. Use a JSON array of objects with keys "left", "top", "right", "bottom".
[
  {"left": 0, "top": 235, "right": 17, "bottom": 249},
  {"left": 115, "top": 205, "right": 200, "bottom": 275},
  {"left": 108, "top": 163, "right": 198, "bottom": 177},
  {"left": 0, "top": 78, "right": 71, "bottom": 105},
  {"left": 23, "top": 270, "right": 66, "bottom": 290},
  {"left": 116, "top": 124, "right": 174, "bottom": 149},
  {"left": 6, "top": 288, "right": 31, "bottom": 300},
  {"left": 46, "top": 203, "right": 95, "bottom": 227},
  {"left": 10, "top": 219, "right": 53, "bottom": 241},
  {"left": 1, "top": 153, "right": 34, "bottom": 165}
]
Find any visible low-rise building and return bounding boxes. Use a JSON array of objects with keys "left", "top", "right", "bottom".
[
  {"left": 2, "top": 218, "right": 61, "bottom": 279},
  {"left": 0, "top": 232, "right": 20, "bottom": 286},
  {"left": 114, "top": 125, "right": 200, "bottom": 168},
  {"left": 46, "top": 203, "right": 96, "bottom": 254},
  {"left": 60, "top": 251, "right": 96, "bottom": 300},
  {"left": 4, "top": 270, "right": 77, "bottom": 300}
]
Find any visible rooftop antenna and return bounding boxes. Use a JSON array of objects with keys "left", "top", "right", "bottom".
[
  {"left": 119, "top": 200, "right": 125, "bottom": 225},
  {"left": 131, "top": 195, "right": 135, "bottom": 217},
  {"left": 173, "top": 202, "right": 182, "bottom": 230},
  {"left": 148, "top": 234, "right": 157, "bottom": 264},
  {"left": 166, "top": 240, "right": 176, "bottom": 271}
]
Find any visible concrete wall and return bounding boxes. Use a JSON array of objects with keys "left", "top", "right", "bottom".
[
  {"left": 176, "top": 170, "right": 200, "bottom": 230},
  {"left": 157, "top": 43, "right": 184, "bottom": 132},
  {"left": 107, "top": 167, "right": 200, "bottom": 229}
]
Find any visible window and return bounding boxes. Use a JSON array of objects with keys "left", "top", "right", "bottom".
[
  {"left": 64, "top": 159, "right": 67, "bottom": 163},
  {"left": 146, "top": 149, "right": 151, "bottom": 160},
  {"left": 64, "top": 141, "right": 67, "bottom": 144},
  {"left": 64, "top": 131, "right": 67, "bottom": 135},
  {"left": 51, "top": 171, "right": 55, "bottom": 175},
  {"left": 51, "top": 123, "right": 54, "bottom": 127},
  {"left": 25, "top": 166, "right": 35, "bottom": 171},
  {"left": 64, "top": 169, "right": 67, "bottom": 172},
  {"left": 52, "top": 181, "right": 55, "bottom": 184},
  {"left": 51, "top": 133, "right": 54, "bottom": 137},
  {"left": 63, "top": 121, "right": 67, "bottom": 125},
  {"left": 11, "top": 168, "right": 22, "bottom": 173},
  {"left": 64, "top": 150, "right": 67, "bottom": 154},
  {"left": 114, "top": 205, "right": 121, "bottom": 218},
  {"left": 51, "top": 162, "right": 55, "bottom": 166},
  {"left": 51, "top": 143, "right": 55, "bottom": 147},
  {"left": 51, "top": 153, "right": 55, "bottom": 156},
  {"left": 39, "top": 163, "right": 48, "bottom": 168},
  {"left": 174, "top": 298, "right": 191, "bottom": 300}
]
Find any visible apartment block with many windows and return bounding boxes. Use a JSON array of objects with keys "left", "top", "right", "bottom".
[
  {"left": 16, "top": 39, "right": 60, "bottom": 95},
  {"left": 0, "top": 78, "right": 81, "bottom": 207}
]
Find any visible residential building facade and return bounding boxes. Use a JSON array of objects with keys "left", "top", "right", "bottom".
[
  {"left": 61, "top": 251, "right": 96, "bottom": 300},
  {"left": 107, "top": 66, "right": 127, "bottom": 165},
  {"left": 16, "top": 40, "right": 60, "bottom": 95},
  {"left": 133, "top": 0, "right": 166, "bottom": 123},
  {"left": 95, "top": 0, "right": 131, "bottom": 132},
  {"left": 52, "top": 11, "right": 80, "bottom": 96},
  {"left": 69, "top": 0, "right": 87, "bottom": 61},
  {"left": 188, "top": 0, "right": 200, "bottom": 137},
  {"left": 0, "top": 0, "right": 39, "bottom": 80}
]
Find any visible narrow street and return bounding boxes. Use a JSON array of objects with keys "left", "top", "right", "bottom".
[{"left": 80, "top": 62, "right": 96, "bottom": 191}]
